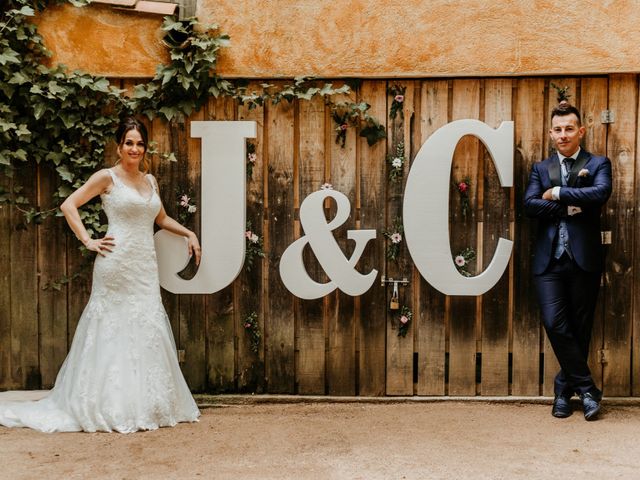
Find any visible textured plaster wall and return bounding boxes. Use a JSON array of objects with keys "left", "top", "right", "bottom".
[{"left": 37, "top": 1, "right": 640, "bottom": 78}]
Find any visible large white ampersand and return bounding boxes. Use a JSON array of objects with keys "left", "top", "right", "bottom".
[{"left": 279, "top": 189, "right": 377, "bottom": 299}]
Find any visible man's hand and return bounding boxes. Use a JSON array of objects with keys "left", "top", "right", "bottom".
[{"left": 542, "top": 188, "right": 554, "bottom": 200}]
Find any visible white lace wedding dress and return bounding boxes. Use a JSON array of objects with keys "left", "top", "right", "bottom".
[{"left": 0, "top": 169, "right": 200, "bottom": 433}]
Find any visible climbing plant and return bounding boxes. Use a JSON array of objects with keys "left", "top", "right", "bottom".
[{"left": 0, "top": 0, "right": 386, "bottom": 238}]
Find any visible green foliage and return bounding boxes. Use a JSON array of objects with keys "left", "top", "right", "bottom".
[
  {"left": 1, "top": 0, "right": 387, "bottom": 241},
  {"left": 243, "top": 311, "right": 261, "bottom": 354}
]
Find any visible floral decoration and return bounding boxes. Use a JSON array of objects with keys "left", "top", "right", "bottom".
[
  {"left": 244, "top": 220, "right": 266, "bottom": 272},
  {"left": 246, "top": 140, "right": 257, "bottom": 180},
  {"left": 388, "top": 84, "right": 407, "bottom": 120},
  {"left": 176, "top": 191, "right": 197, "bottom": 224},
  {"left": 396, "top": 305, "right": 413, "bottom": 337},
  {"left": 550, "top": 82, "right": 571, "bottom": 103},
  {"left": 388, "top": 142, "right": 406, "bottom": 183},
  {"left": 454, "top": 247, "right": 476, "bottom": 277},
  {"left": 455, "top": 177, "right": 471, "bottom": 217},
  {"left": 332, "top": 110, "right": 350, "bottom": 148},
  {"left": 383, "top": 217, "right": 404, "bottom": 261},
  {"left": 320, "top": 182, "right": 333, "bottom": 190},
  {"left": 331, "top": 102, "right": 387, "bottom": 148},
  {"left": 243, "top": 311, "right": 261, "bottom": 354}
]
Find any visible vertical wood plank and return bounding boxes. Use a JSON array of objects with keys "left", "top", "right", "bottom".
[
  {"left": 327, "top": 85, "right": 358, "bottom": 395},
  {"left": 205, "top": 96, "right": 237, "bottom": 392},
  {"left": 237, "top": 82, "right": 266, "bottom": 392},
  {"left": 603, "top": 74, "right": 636, "bottom": 396},
  {"left": 416, "top": 80, "right": 448, "bottom": 395},
  {"left": 358, "top": 80, "right": 387, "bottom": 395},
  {"left": 0, "top": 174, "right": 12, "bottom": 389},
  {"left": 513, "top": 78, "right": 545, "bottom": 396},
  {"left": 480, "top": 78, "right": 512, "bottom": 395},
  {"left": 296, "top": 94, "right": 326, "bottom": 394},
  {"left": 151, "top": 116, "right": 181, "bottom": 345},
  {"left": 37, "top": 165, "right": 68, "bottom": 388},
  {"left": 10, "top": 163, "right": 39, "bottom": 389},
  {"left": 177, "top": 109, "right": 207, "bottom": 392},
  {"left": 385, "top": 82, "right": 415, "bottom": 395},
  {"left": 265, "top": 85, "right": 296, "bottom": 393},
  {"left": 448, "top": 79, "right": 481, "bottom": 396},
  {"left": 579, "top": 77, "right": 608, "bottom": 392}
]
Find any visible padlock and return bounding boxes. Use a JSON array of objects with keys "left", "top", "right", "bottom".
[{"left": 390, "top": 281, "right": 400, "bottom": 310}]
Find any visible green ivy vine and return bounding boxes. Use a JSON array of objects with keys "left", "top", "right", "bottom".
[{"left": 1, "top": 0, "right": 386, "bottom": 239}]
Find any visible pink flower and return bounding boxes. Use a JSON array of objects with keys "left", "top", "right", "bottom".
[
  {"left": 245, "top": 230, "right": 252, "bottom": 239},
  {"left": 390, "top": 232, "right": 402, "bottom": 244},
  {"left": 321, "top": 182, "right": 333, "bottom": 190},
  {"left": 340, "top": 123, "right": 348, "bottom": 131},
  {"left": 455, "top": 255, "right": 466, "bottom": 267},
  {"left": 248, "top": 153, "right": 257, "bottom": 164},
  {"left": 180, "top": 194, "right": 190, "bottom": 207},
  {"left": 394, "top": 94, "right": 404, "bottom": 103},
  {"left": 400, "top": 315, "right": 409, "bottom": 324},
  {"left": 244, "top": 323, "right": 251, "bottom": 328},
  {"left": 458, "top": 182, "right": 469, "bottom": 194}
]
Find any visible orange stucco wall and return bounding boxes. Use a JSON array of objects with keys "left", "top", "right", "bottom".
[{"left": 36, "top": 1, "right": 640, "bottom": 78}]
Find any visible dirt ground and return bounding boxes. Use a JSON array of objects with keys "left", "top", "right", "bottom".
[{"left": 2, "top": 400, "right": 640, "bottom": 480}]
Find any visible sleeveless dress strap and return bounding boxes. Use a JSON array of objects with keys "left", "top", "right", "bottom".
[
  {"left": 107, "top": 168, "right": 121, "bottom": 185},
  {"left": 145, "top": 173, "right": 159, "bottom": 193}
]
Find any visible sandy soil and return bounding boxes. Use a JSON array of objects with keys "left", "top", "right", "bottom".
[{"left": 2, "top": 401, "right": 640, "bottom": 480}]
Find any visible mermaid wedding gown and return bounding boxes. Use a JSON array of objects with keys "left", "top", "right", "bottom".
[{"left": 0, "top": 169, "right": 200, "bottom": 433}]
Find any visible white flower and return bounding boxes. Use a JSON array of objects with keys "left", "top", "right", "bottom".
[
  {"left": 250, "top": 233, "right": 259, "bottom": 244},
  {"left": 390, "top": 232, "right": 402, "bottom": 244},
  {"left": 321, "top": 182, "right": 333, "bottom": 190},
  {"left": 248, "top": 153, "right": 257, "bottom": 164},
  {"left": 187, "top": 205, "right": 197, "bottom": 213},
  {"left": 455, "top": 255, "right": 466, "bottom": 267},
  {"left": 400, "top": 315, "right": 409, "bottom": 324},
  {"left": 391, "top": 157, "right": 403, "bottom": 168}
]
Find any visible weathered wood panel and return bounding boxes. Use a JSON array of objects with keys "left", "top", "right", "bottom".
[
  {"left": 296, "top": 94, "right": 326, "bottom": 395},
  {"left": 448, "top": 79, "right": 481, "bottom": 396},
  {"left": 480, "top": 78, "right": 512, "bottom": 395},
  {"left": 5, "top": 74, "right": 640, "bottom": 397},
  {"left": 37, "top": 164, "right": 68, "bottom": 388},
  {"left": 265, "top": 85, "right": 296, "bottom": 393},
  {"left": 512, "top": 78, "right": 545, "bottom": 396},
  {"left": 603, "top": 74, "right": 636, "bottom": 396},
  {"left": 358, "top": 81, "right": 387, "bottom": 396},
  {"left": 326, "top": 85, "right": 358, "bottom": 396},
  {"left": 415, "top": 80, "right": 448, "bottom": 395},
  {"left": 385, "top": 82, "right": 415, "bottom": 395},
  {"left": 236, "top": 82, "right": 266, "bottom": 393}
]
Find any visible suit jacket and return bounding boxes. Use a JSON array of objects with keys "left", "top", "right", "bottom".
[{"left": 524, "top": 149, "right": 612, "bottom": 275}]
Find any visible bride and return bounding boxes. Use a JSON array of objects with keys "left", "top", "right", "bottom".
[{"left": 0, "top": 117, "right": 200, "bottom": 433}]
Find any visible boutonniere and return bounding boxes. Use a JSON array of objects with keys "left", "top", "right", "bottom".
[{"left": 578, "top": 168, "right": 590, "bottom": 177}]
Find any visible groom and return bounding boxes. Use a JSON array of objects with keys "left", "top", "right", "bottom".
[{"left": 524, "top": 101, "right": 612, "bottom": 420}]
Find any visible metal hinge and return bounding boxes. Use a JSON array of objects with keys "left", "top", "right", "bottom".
[
  {"left": 601, "top": 110, "right": 615, "bottom": 124},
  {"left": 601, "top": 231, "right": 612, "bottom": 245},
  {"left": 598, "top": 349, "right": 608, "bottom": 364},
  {"left": 178, "top": 349, "right": 186, "bottom": 363}
]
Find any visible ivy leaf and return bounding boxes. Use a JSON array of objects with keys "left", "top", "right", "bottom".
[
  {"left": 0, "top": 49, "right": 20, "bottom": 65},
  {"left": 90, "top": 78, "right": 110, "bottom": 92},
  {"left": 18, "top": 6, "right": 35, "bottom": 16},
  {"left": 13, "top": 149, "right": 27, "bottom": 162},
  {"left": 360, "top": 124, "right": 387, "bottom": 146},
  {"left": 56, "top": 164, "right": 74, "bottom": 182},
  {"left": 33, "top": 102, "right": 47, "bottom": 120}
]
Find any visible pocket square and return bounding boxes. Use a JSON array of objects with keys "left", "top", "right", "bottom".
[{"left": 578, "top": 168, "right": 590, "bottom": 177}]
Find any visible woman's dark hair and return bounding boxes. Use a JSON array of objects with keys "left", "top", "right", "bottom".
[{"left": 115, "top": 117, "right": 150, "bottom": 171}]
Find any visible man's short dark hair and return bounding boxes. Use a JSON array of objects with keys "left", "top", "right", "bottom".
[{"left": 551, "top": 101, "right": 582, "bottom": 125}]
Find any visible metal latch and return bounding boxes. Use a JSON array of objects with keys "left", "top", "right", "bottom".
[
  {"left": 601, "top": 231, "right": 612, "bottom": 245},
  {"left": 601, "top": 110, "right": 615, "bottom": 124}
]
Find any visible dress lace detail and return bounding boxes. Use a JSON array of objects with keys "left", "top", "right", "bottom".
[{"left": 0, "top": 168, "right": 200, "bottom": 433}]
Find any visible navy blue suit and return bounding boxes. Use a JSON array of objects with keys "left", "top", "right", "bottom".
[{"left": 524, "top": 149, "right": 612, "bottom": 396}]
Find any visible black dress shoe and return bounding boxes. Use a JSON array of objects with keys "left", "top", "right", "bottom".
[
  {"left": 580, "top": 392, "right": 601, "bottom": 421},
  {"left": 552, "top": 395, "right": 572, "bottom": 418}
]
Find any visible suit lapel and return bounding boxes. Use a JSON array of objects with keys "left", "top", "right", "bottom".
[
  {"left": 568, "top": 149, "right": 591, "bottom": 186},
  {"left": 547, "top": 154, "right": 561, "bottom": 187}
]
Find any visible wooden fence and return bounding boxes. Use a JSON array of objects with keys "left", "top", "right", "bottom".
[{"left": 1, "top": 75, "right": 638, "bottom": 396}]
